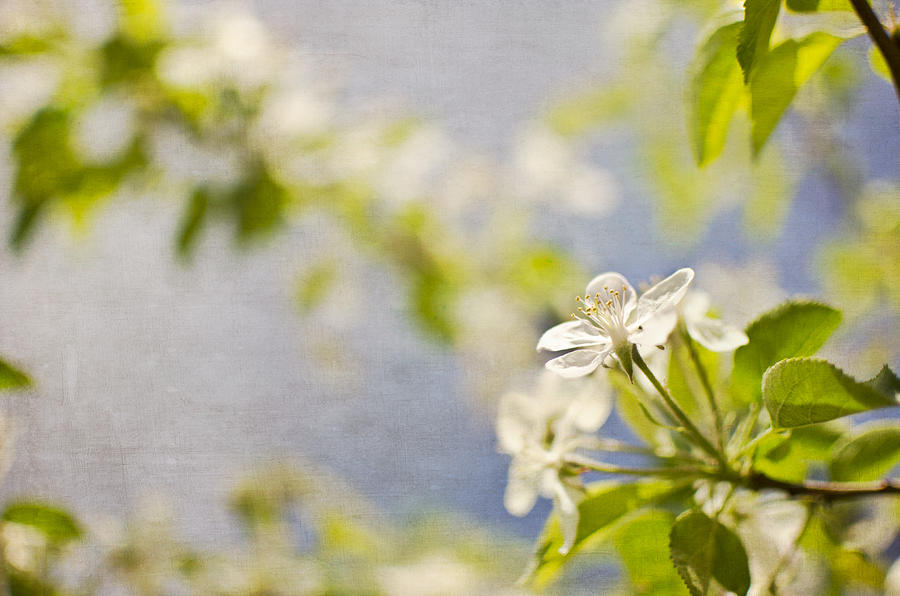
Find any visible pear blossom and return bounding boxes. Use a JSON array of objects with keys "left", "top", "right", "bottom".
[
  {"left": 678, "top": 290, "right": 749, "bottom": 352},
  {"left": 538, "top": 268, "right": 694, "bottom": 379},
  {"left": 497, "top": 372, "right": 613, "bottom": 554}
]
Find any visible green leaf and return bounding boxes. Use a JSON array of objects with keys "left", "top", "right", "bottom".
[
  {"left": 671, "top": 335, "right": 721, "bottom": 415},
  {"left": 831, "top": 421, "right": 900, "bottom": 482},
  {"left": 612, "top": 372, "right": 675, "bottom": 445},
  {"left": 738, "top": 0, "right": 781, "bottom": 81},
  {"left": 870, "top": 46, "right": 891, "bottom": 82},
  {"left": 544, "top": 86, "right": 631, "bottom": 137},
  {"left": 295, "top": 260, "right": 337, "bottom": 313},
  {"left": 615, "top": 510, "right": 689, "bottom": 595},
  {"left": 732, "top": 301, "right": 841, "bottom": 404},
  {"left": 0, "top": 358, "right": 32, "bottom": 391},
  {"left": 176, "top": 187, "right": 210, "bottom": 259},
  {"left": 524, "top": 480, "right": 681, "bottom": 588},
  {"left": 743, "top": 144, "right": 793, "bottom": 238},
  {"left": 232, "top": 167, "right": 289, "bottom": 242},
  {"left": 690, "top": 22, "right": 746, "bottom": 165},
  {"left": 669, "top": 510, "right": 751, "bottom": 596},
  {"left": 2, "top": 502, "right": 81, "bottom": 544},
  {"left": 749, "top": 33, "right": 842, "bottom": 154},
  {"left": 800, "top": 512, "right": 886, "bottom": 590},
  {"left": 754, "top": 423, "right": 845, "bottom": 482},
  {"left": 786, "top": 0, "right": 852, "bottom": 11},
  {"left": 764, "top": 359, "right": 899, "bottom": 428},
  {"left": 866, "top": 364, "right": 900, "bottom": 397}
]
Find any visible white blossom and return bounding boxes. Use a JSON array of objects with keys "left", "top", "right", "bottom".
[
  {"left": 538, "top": 268, "right": 694, "bottom": 378},
  {"left": 497, "top": 372, "right": 612, "bottom": 554}
]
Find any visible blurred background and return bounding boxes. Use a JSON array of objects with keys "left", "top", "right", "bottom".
[{"left": 0, "top": 0, "right": 897, "bottom": 592}]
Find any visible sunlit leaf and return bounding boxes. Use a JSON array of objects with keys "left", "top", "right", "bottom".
[
  {"left": 754, "top": 422, "right": 845, "bottom": 482},
  {"left": 763, "top": 359, "right": 899, "bottom": 427},
  {"left": 0, "top": 358, "right": 32, "bottom": 391},
  {"left": 738, "top": 0, "right": 781, "bottom": 81},
  {"left": 669, "top": 510, "right": 751, "bottom": 596},
  {"left": 2, "top": 502, "right": 81, "bottom": 544},
  {"left": 295, "top": 260, "right": 337, "bottom": 313},
  {"left": 743, "top": 143, "right": 793, "bottom": 238},
  {"left": 831, "top": 421, "right": 900, "bottom": 482},
  {"left": 749, "top": 33, "right": 843, "bottom": 154},
  {"left": 801, "top": 512, "right": 886, "bottom": 591},
  {"left": 611, "top": 371, "right": 676, "bottom": 446},
  {"left": 732, "top": 301, "right": 841, "bottom": 404},
  {"left": 119, "top": 0, "right": 168, "bottom": 43},
  {"left": 544, "top": 86, "right": 631, "bottom": 137},
  {"left": 176, "top": 187, "right": 210, "bottom": 259},
  {"left": 786, "top": 0, "right": 853, "bottom": 11},
  {"left": 870, "top": 46, "right": 892, "bottom": 82},
  {"left": 524, "top": 480, "right": 682, "bottom": 588},
  {"left": 503, "top": 246, "right": 579, "bottom": 305},
  {"left": 615, "top": 510, "right": 688, "bottom": 595},
  {"left": 0, "top": 35, "right": 56, "bottom": 55},
  {"left": 667, "top": 337, "right": 717, "bottom": 419},
  {"left": 690, "top": 22, "right": 745, "bottom": 165},
  {"left": 100, "top": 35, "right": 163, "bottom": 86},
  {"left": 231, "top": 167, "right": 290, "bottom": 242}
]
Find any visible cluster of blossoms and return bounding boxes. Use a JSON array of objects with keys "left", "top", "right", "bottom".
[{"left": 497, "top": 267, "right": 748, "bottom": 553}]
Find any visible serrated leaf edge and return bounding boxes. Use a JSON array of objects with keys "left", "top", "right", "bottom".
[{"left": 762, "top": 357, "right": 899, "bottom": 427}]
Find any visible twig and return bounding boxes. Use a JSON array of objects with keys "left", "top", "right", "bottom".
[
  {"left": 747, "top": 472, "right": 900, "bottom": 500},
  {"left": 848, "top": 0, "right": 900, "bottom": 107}
]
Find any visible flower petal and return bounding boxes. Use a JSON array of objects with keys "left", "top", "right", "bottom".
[
  {"left": 679, "top": 290, "right": 711, "bottom": 322},
  {"left": 537, "top": 319, "right": 605, "bottom": 352},
  {"left": 585, "top": 272, "right": 637, "bottom": 317},
  {"left": 553, "top": 481, "right": 583, "bottom": 555},
  {"left": 569, "top": 389, "right": 613, "bottom": 433},
  {"left": 687, "top": 317, "right": 749, "bottom": 352},
  {"left": 633, "top": 267, "right": 694, "bottom": 326},
  {"left": 504, "top": 460, "right": 541, "bottom": 516},
  {"left": 629, "top": 308, "right": 677, "bottom": 347},
  {"left": 544, "top": 349, "right": 607, "bottom": 379},
  {"left": 496, "top": 392, "right": 533, "bottom": 454}
]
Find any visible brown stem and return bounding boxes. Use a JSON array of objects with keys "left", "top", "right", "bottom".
[
  {"left": 747, "top": 472, "right": 900, "bottom": 500},
  {"left": 848, "top": 0, "right": 900, "bottom": 107}
]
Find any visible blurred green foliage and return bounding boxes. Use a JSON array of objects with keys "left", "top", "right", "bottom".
[
  {"left": 0, "top": 463, "right": 538, "bottom": 595},
  {"left": 0, "top": 0, "right": 898, "bottom": 594}
]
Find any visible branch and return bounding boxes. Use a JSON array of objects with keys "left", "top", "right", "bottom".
[
  {"left": 747, "top": 472, "right": 900, "bottom": 500},
  {"left": 848, "top": 0, "right": 900, "bottom": 107}
]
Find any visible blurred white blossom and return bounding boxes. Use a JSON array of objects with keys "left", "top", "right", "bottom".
[
  {"left": 678, "top": 290, "right": 749, "bottom": 352},
  {"left": 697, "top": 261, "right": 786, "bottom": 327},
  {"left": 73, "top": 93, "right": 138, "bottom": 164},
  {"left": 378, "top": 554, "right": 529, "bottom": 596},
  {"left": 512, "top": 125, "right": 619, "bottom": 216},
  {"left": 497, "top": 372, "right": 612, "bottom": 554}
]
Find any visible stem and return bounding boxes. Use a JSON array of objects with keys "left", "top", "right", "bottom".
[
  {"left": 579, "top": 439, "right": 711, "bottom": 468},
  {"left": 746, "top": 472, "right": 900, "bottom": 499},
  {"left": 848, "top": 0, "right": 900, "bottom": 106},
  {"left": 631, "top": 346, "right": 726, "bottom": 467},
  {"left": 580, "top": 437, "right": 658, "bottom": 454},
  {"left": 680, "top": 329, "right": 724, "bottom": 448},
  {"left": 735, "top": 402, "right": 762, "bottom": 452},
  {"left": 565, "top": 454, "right": 711, "bottom": 478},
  {"left": 731, "top": 414, "right": 775, "bottom": 465}
]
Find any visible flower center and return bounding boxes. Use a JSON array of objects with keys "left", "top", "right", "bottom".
[{"left": 572, "top": 285, "right": 630, "bottom": 345}]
